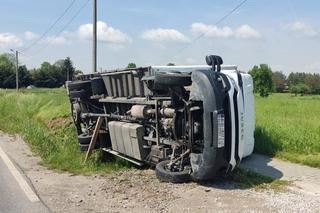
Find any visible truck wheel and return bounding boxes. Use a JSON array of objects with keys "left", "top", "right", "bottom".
[
  {"left": 78, "top": 133, "right": 100, "bottom": 150},
  {"left": 79, "top": 144, "right": 89, "bottom": 151},
  {"left": 78, "top": 133, "right": 92, "bottom": 144},
  {"left": 154, "top": 72, "right": 192, "bottom": 86},
  {"left": 79, "top": 144, "right": 99, "bottom": 152},
  {"left": 155, "top": 160, "right": 191, "bottom": 183}
]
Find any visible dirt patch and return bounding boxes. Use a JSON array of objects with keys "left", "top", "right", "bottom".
[
  {"left": 0, "top": 132, "right": 319, "bottom": 213},
  {"left": 47, "top": 117, "right": 73, "bottom": 129}
]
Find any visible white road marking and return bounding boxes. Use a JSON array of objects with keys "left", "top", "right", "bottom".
[{"left": 0, "top": 145, "right": 40, "bottom": 202}]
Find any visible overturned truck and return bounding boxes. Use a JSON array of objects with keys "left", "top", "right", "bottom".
[{"left": 67, "top": 55, "right": 255, "bottom": 183}]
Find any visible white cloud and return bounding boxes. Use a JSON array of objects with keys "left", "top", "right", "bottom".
[
  {"left": 191, "top": 22, "right": 261, "bottom": 39},
  {"left": 78, "top": 21, "right": 130, "bottom": 43},
  {"left": 0, "top": 32, "right": 23, "bottom": 47},
  {"left": 285, "top": 21, "right": 317, "bottom": 37},
  {"left": 191, "top": 23, "right": 233, "bottom": 37},
  {"left": 234, "top": 25, "right": 261, "bottom": 39},
  {"left": 141, "top": 28, "right": 190, "bottom": 43},
  {"left": 24, "top": 31, "right": 38, "bottom": 40}
]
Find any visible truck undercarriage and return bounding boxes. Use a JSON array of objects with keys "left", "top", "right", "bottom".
[{"left": 67, "top": 55, "right": 255, "bottom": 183}]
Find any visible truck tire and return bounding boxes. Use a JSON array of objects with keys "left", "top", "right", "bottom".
[
  {"left": 78, "top": 134, "right": 100, "bottom": 151},
  {"left": 155, "top": 160, "right": 191, "bottom": 183},
  {"left": 79, "top": 144, "right": 89, "bottom": 151},
  {"left": 154, "top": 72, "right": 191, "bottom": 86},
  {"left": 78, "top": 133, "right": 92, "bottom": 145},
  {"left": 79, "top": 144, "right": 99, "bottom": 151}
]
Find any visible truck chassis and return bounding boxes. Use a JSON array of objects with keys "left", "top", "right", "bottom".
[{"left": 67, "top": 55, "right": 255, "bottom": 182}]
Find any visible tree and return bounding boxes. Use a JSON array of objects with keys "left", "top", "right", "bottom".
[
  {"left": 248, "top": 64, "right": 273, "bottom": 97},
  {"left": 287, "top": 72, "right": 320, "bottom": 95},
  {"left": 31, "top": 62, "right": 59, "bottom": 88},
  {"left": 0, "top": 55, "right": 78, "bottom": 88},
  {"left": 287, "top": 72, "right": 306, "bottom": 87},
  {"left": 290, "top": 83, "right": 310, "bottom": 96},
  {"left": 127, "top": 63, "right": 137, "bottom": 68},
  {"left": 62, "top": 57, "right": 75, "bottom": 81},
  {"left": 305, "top": 73, "right": 320, "bottom": 94},
  {"left": 272, "top": 71, "right": 286, "bottom": 92},
  {"left": 167, "top": 63, "right": 175, "bottom": 66},
  {"left": 0, "top": 53, "right": 15, "bottom": 88},
  {"left": 74, "top": 69, "right": 83, "bottom": 76},
  {"left": 18, "top": 65, "right": 32, "bottom": 87},
  {"left": 31, "top": 57, "right": 76, "bottom": 88}
]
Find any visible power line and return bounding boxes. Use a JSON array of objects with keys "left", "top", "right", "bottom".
[
  {"left": 164, "top": 0, "right": 248, "bottom": 63},
  {"left": 21, "top": 0, "right": 77, "bottom": 52},
  {"left": 30, "top": 0, "right": 90, "bottom": 56}
]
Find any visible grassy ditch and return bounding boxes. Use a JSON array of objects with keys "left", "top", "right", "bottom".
[
  {"left": 254, "top": 93, "right": 320, "bottom": 168},
  {"left": 0, "top": 88, "right": 129, "bottom": 174}
]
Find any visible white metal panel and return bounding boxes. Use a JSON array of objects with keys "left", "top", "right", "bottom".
[
  {"left": 225, "top": 77, "right": 237, "bottom": 169},
  {"left": 151, "top": 65, "right": 237, "bottom": 73},
  {"left": 222, "top": 70, "right": 255, "bottom": 159},
  {"left": 241, "top": 74, "right": 255, "bottom": 157}
]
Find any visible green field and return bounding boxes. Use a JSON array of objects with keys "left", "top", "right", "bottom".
[
  {"left": 0, "top": 89, "right": 319, "bottom": 174},
  {"left": 255, "top": 93, "right": 320, "bottom": 167}
]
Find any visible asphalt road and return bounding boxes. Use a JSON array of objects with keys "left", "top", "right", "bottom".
[{"left": 0, "top": 147, "right": 49, "bottom": 213}]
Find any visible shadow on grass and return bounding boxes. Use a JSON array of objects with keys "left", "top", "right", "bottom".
[{"left": 254, "top": 126, "right": 283, "bottom": 157}]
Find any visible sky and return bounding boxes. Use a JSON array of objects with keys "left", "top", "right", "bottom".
[{"left": 0, "top": 0, "right": 319, "bottom": 74}]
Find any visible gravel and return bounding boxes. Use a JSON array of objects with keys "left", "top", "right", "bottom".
[{"left": 1, "top": 132, "right": 319, "bottom": 213}]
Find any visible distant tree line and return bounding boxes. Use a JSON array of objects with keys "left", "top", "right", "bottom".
[
  {"left": 249, "top": 64, "right": 320, "bottom": 97},
  {"left": 2, "top": 54, "right": 319, "bottom": 95},
  {"left": 0, "top": 53, "right": 81, "bottom": 88}
]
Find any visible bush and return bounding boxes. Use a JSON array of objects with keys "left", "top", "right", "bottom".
[
  {"left": 249, "top": 64, "right": 273, "bottom": 97},
  {"left": 290, "top": 83, "right": 310, "bottom": 96}
]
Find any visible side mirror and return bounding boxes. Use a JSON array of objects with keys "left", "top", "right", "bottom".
[{"left": 205, "top": 55, "right": 223, "bottom": 72}]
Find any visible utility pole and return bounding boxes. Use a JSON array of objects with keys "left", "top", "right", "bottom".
[
  {"left": 10, "top": 49, "right": 19, "bottom": 91},
  {"left": 93, "top": 0, "right": 97, "bottom": 73}
]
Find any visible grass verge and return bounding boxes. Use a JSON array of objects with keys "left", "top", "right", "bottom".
[{"left": 0, "top": 88, "right": 129, "bottom": 174}]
